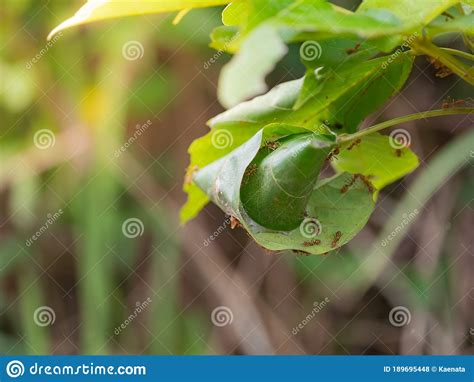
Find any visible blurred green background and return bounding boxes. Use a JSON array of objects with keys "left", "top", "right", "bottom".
[{"left": 0, "top": 0, "right": 473, "bottom": 355}]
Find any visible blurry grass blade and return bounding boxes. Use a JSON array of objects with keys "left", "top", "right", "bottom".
[
  {"left": 10, "top": 173, "right": 39, "bottom": 230},
  {"left": 0, "top": 238, "right": 26, "bottom": 278},
  {"left": 149, "top": 208, "right": 180, "bottom": 354},
  {"left": 48, "top": 0, "right": 231, "bottom": 40},
  {"left": 18, "top": 264, "right": 50, "bottom": 354},
  {"left": 172, "top": 8, "right": 191, "bottom": 25},
  {"left": 76, "top": 172, "right": 118, "bottom": 353}
]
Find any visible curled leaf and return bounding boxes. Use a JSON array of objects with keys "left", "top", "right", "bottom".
[
  {"left": 194, "top": 126, "right": 375, "bottom": 255},
  {"left": 240, "top": 133, "right": 333, "bottom": 231}
]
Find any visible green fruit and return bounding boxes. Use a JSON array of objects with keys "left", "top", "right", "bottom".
[{"left": 240, "top": 133, "right": 333, "bottom": 231}]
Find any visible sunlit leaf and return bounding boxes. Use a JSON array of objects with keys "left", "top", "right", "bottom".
[{"left": 48, "top": 0, "right": 231, "bottom": 40}]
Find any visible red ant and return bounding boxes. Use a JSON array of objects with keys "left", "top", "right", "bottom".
[
  {"left": 327, "top": 147, "right": 340, "bottom": 161},
  {"left": 340, "top": 174, "right": 358, "bottom": 193},
  {"left": 331, "top": 231, "right": 342, "bottom": 248},
  {"left": 230, "top": 216, "right": 241, "bottom": 230},
  {"left": 264, "top": 140, "right": 280, "bottom": 151},
  {"left": 358, "top": 174, "right": 375, "bottom": 193},
  {"left": 340, "top": 174, "right": 375, "bottom": 194},
  {"left": 442, "top": 96, "right": 467, "bottom": 109},
  {"left": 347, "top": 138, "right": 362, "bottom": 151},
  {"left": 303, "top": 239, "right": 321, "bottom": 247},
  {"left": 346, "top": 43, "right": 361, "bottom": 55}
]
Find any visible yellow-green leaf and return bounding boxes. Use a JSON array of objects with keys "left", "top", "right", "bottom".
[
  {"left": 48, "top": 0, "right": 230, "bottom": 40},
  {"left": 358, "top": 0, "right": 461, "bottom": 28},
  {"left": 333, "top": 133, "right": 419, "bottom": 190}
]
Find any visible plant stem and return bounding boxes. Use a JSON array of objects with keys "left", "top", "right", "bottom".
[
  {"left": 439, "top": 47, "right": 474, "bottom": 61},
  {"left": 412, "top": 40, "right": 474, "bottom": 85},
  {"left": 337, "top": 108, "right": 474, "bottom": 143},
  {"left": 456, "top": 4, "right": 474, "bottom": 52}
]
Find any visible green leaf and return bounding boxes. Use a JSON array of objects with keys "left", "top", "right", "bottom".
[
  {"left": 251, "top": 173, "right": 375, "bottom": 254},
  {"left": 48, "top": 0, "right": 231, "bottom": 39},
  {"left": 180, "top": 123, "right": 308, "bottom": 222},
  {"left": 300, "top": 38, "right": 381, "bottom": 69},
  {"left": 321, "top": 53, "right": 414, "bottom": 134},
  {"left": 333, "top": 133, "right": 420, "bottom": 190},
  {"left": 293, "top": 69, "right": 325, "bottom": 110},
  {"left": 216, "top": 0, "right": 294, "bottom": 51},
  {"left": 194, "top": 126, "right": 375, "bottom": 254},
  {"left": 210, "top": 54, "right": 413, "bottom": 134},
  {"left": 192, "top": 124, "right": 308, "bottom": 213},
  {"left": 218, "top": 24, "right": 288, "bottom": 108},
  {"left": 358, "top": 0, "right": 461, "bottom": 28},
  {"left": 180, "top": 183, "right": 209, "bottom": 223},
  {"left": 180, "top": 124, "right": 261, "bottom": 222},
  {"left": 293, "top": 38, "right": 383, "bottom": 109},
  {"left": 427, "top": 14, "right": 474, "bottom": 36},
  {"left": 240, "top": 133, "right": 333, "bottom": 231},
  {"left": 274, "top": 0, "right": 403, "bottom": 39},
  {"left": 209, "top": 25, "right": 240, "bottom": 52}
]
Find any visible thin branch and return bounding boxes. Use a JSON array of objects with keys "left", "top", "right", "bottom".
[
  {"left": 439, "top": 47, "right": 474, "bottom": 62},
  {"left": 337, "top": 108, "right": 474, "bottom": 143}
]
